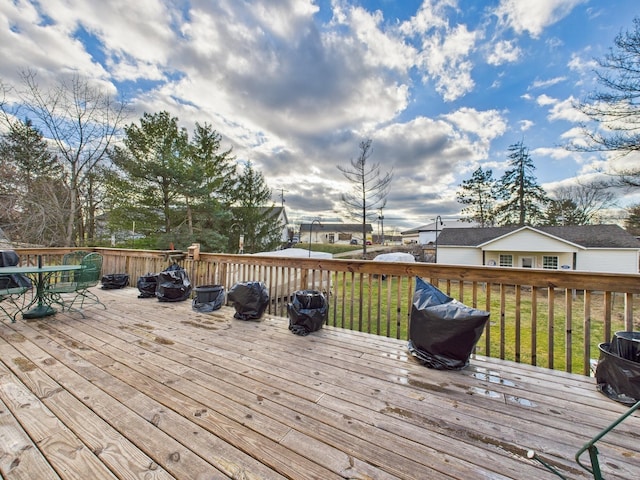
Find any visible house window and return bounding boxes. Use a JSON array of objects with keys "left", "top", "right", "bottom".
[
  {"left": 499, "top": 254, "right": 513, "bottom": 267},
  {"left": 542, "top": 256, "right": 558, "bottom": 269},
  {"left": 328, "top": 233, "right": 335, "bottom": 244}
]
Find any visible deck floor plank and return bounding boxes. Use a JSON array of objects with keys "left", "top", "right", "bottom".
[{"left": 0, "top": 286, "right": 638, "bottom": 479}]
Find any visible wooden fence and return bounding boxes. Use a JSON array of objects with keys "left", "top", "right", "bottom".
[{"left": 13, "top": 247, "right": 640, "bottom": 376}]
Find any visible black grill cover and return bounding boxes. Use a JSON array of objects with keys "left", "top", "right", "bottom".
[
  {"left": 408, "top": 277, "right": 490, "bottom": 370},
  {"left": 101, "top": 273, "right": 129, "bottom": 289},
  {"left": 137, "top": 273, "right": 158, "bottom": 298},
  {"left": 227, "top": 281, "right": 269, "bottom": 320},
  {"left": 156, "top": 266, "right": 192, "bottom": 302}
]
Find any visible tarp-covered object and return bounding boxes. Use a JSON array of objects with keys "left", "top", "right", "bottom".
[
  {"left": 192, "top": 285, "right": 225, "bottom": 313},
  {"left": 408, "top": 277, "right": 490, "bottom": 370},
  {"left": 137, "top": 273, "right": 158, "bottom": 298},
  {"left": 227, "top": 281, "right": 269, "bottom": 320},
  {"left": 596, "top": 340, "right": 640, "bottom": 405},
  {"left": 0, "top": 250, "right": 32, "bottom": 288},
  {"left": 156, "top": 265, "right": 192, "bottom": 302},
  {"left": 287, "top": 290, "right": 327, "bottom": 336},
  {"left": 101, "top": 273, "right": 129, "bottom": 289}
]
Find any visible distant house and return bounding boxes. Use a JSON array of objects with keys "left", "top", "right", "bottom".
[
  {"left": 401, "top": 219, "right": 478, "bottom": 245},
  {"left": 299, "top": 223, "right": 373, "bottom": 244},
  {"left": 436, "top": 224, "right": 640, "bottom": 273}
]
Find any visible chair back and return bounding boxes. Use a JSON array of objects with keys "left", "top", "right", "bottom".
[
  {"left": 63, "top": 251, "right": 89, "bottom": 265},
  {"left": 77, "top": 253, "right": 103, "bottom": 289}
]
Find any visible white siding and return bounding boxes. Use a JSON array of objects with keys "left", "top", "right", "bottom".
[
  {"left": 483, "top": 229, "right": 578, "bottom": 252},
  {"left": 438, "top": 247, "right": 483, "bottom": 265},
  {"left": 577, "top": 249, "right": 639, "bottom": 273}
]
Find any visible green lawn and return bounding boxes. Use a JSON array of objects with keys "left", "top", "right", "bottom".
[{"left": 326, "top": 274, "right": 631, "bottom": 375}]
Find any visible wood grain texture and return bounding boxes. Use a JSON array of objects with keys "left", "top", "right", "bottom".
[{"left": 0, "top": 286, "right": 638, "bottom": 480}]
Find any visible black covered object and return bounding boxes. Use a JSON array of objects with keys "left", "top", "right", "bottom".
[
  {"left": 156, "top": 265, "right": 192, "bottom": 302},
  {"left": 610, "top": 331, "right": 640, "bottom": 363},
  {"left": 596, "top": 341, "right": 640, "bottom": 405},
  {"left": 192, "top": 284, "right": 225, "bottom": 312},
  {"left": 0, "top": 250, "right": 32, "bottom": 288},
  {"left": 101, "top": 273, "right": 129, "bottom": 289},
  {"left": 227, "top": 281, "right": 269, "bottom": 320},
  {"left": 408, "top": 277, "right": 490, "bottom": 370},
  {"left": 137, "top": 273, "right": 158, "bottom": 298},
  {"left": 287, "top": 290, "right": 328, "bottom": 336}
]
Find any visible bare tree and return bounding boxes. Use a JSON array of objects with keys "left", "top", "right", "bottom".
[
  {"left": 571, "top": 18, "right": 640, "bottom": 187},
  {"left": 338, "top": 139, "right": 393, "bottom": 256},
  {"left": 547, "top": 180, "right": 617, "bottom": 225},
  {"left": 1, "top": 70, "right": 128, "bottom": 246}
]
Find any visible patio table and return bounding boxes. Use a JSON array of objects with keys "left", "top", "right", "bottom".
[{"left": 0, "top": 262, "right": 83, "bottom": 319}]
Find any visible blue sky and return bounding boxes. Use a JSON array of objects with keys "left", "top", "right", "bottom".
[{"left": 1, "top": 0, "right": 639, "bottom": 233}]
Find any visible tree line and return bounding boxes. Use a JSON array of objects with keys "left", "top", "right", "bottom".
[
  {"left": 0, "top": 72, "right": 282, "bottom": 253},
  {"left": 455, "top": 140, "right": 619, "bottom": 228}
]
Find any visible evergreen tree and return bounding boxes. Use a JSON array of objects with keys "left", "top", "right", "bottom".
[
  {"left": 0, "top": 118, "right": 67, "bottom": 245},
  {"left": 455, "top": 167, "right": 497, "bottom": 227},
  {"left": 495, "top": 141, "right": 548, "bottom": 226},
  {"left": 230, "top": 161, "right": 282, "bottom": 254},
  {"left": 107, "top": 111, "right": 236, "bottom": 251}
]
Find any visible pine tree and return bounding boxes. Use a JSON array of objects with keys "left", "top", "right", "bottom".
[
  {"left": 495, "top": 141, "right": 548, "bottom": 226},
  {"left": 230, "top": 161, "right": 282, "bottom": 254},
  {"left": 455, "top": 167, "right": 497, "bottom": 227}
]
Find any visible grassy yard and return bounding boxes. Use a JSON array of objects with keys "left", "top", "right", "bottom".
[{"left": 326, "top": 274, "right": 635, "bottom": 375}]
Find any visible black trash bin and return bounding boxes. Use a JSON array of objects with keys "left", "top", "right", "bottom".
[
  {"left": 596, "top": 342, "right": 640, "bottom": 405},
  {"left": 227, "top": 281, "right": 269, "bottom": 320},
  {"left": 192, "top": 285, "right": 225, "bottom": 312},
  {"left": 137, "top": 273, "right": 158, "bottom": 298},
  {"left": 407, "top": 277, "right": 490, "bottom": 370},
  {"left": 610, "top": 331, "right": 640, "bottom": 363},
  {"left": 287, "top": 290, "right": 328, "bottom": 336}
]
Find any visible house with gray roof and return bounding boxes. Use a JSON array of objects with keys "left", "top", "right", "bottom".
[
  {"left": 435, "top": 224, "right": 640, "bottom": 273},
  {"left": 299, "top": 223, "right": 373, "bottom": 245}
]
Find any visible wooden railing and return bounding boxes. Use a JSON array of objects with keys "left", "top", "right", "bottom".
[{"left": 13, "top": 247, "right": 640, "bottom": 375}]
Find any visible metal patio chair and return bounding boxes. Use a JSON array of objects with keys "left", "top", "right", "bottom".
[
  {"left": 0, "top": 281, "right": 30, "bottom": 322},
  {"left": 47, "top": 252, "right": 105, "bottom": 316}
]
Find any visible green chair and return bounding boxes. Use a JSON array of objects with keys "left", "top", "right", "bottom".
[
  {"left": 60, "top": 250, "right": 89, "bottom": 282},
  {"left": 0, "top": 280, "right": 30, "bottom": 322},
  {"left": 47, "top": 253, "right": 105, "bottom": 316}
]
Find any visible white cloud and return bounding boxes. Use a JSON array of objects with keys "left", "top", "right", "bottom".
[
  {"left": 486, "top": 40, "right": 521, "bottom": 65},
  {"left": 519, "top": 119, "right": 534, "bottom": 131},
  {"left": 495, "top": 0, "right": 587, "bottom": 38},
  {"left": 441, "top": 107, "right": 508, "bottom": 143},
  {"left": 531, "top": 76, "right": 566, "bottom": 89},
  {"left": 536, "top": 94, "right": 556, "bottom": 106}
]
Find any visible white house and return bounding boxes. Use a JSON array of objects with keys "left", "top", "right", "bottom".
[
  {"left": 299, "top": 223, "right": 373, "bottom": 244},
  {"left": 401, "top": 219, "right": 478, "bottom": 245},
  {"left": 435, "top": 224, "right": 640, "bottom": 274}
]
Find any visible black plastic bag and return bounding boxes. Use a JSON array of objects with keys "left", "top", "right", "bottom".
[
  {"left": 101, "top": 273, "right": 129, "bottom": 289},
  {"left": 137, "top": 273, "right": 158, "bottom": 298},
  {"left": 192, "top": 285, "right": 225, "bottom": 312},
  {"left": 156, "top": 266, "right": 192, "bottom": 302},
  {"left": 596, "top": 342, "right": 640, "bottom": 405},
  {"left": 408, "top": 277, "right": 490, "bottom": 370},
  {"left": 287, "top": 290, "right": 328, "bottom": 336},
  {"left": 227, "top": 281, "right": 269, "bottom": 320}
]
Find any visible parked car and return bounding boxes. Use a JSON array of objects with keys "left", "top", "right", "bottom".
[{"left": 350, "top": 238, "right": 358, "bottom": 245}]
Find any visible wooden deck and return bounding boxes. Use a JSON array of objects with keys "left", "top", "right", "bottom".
[{"left": 1, "top": 287, "right": 639, "bottom": 479}]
